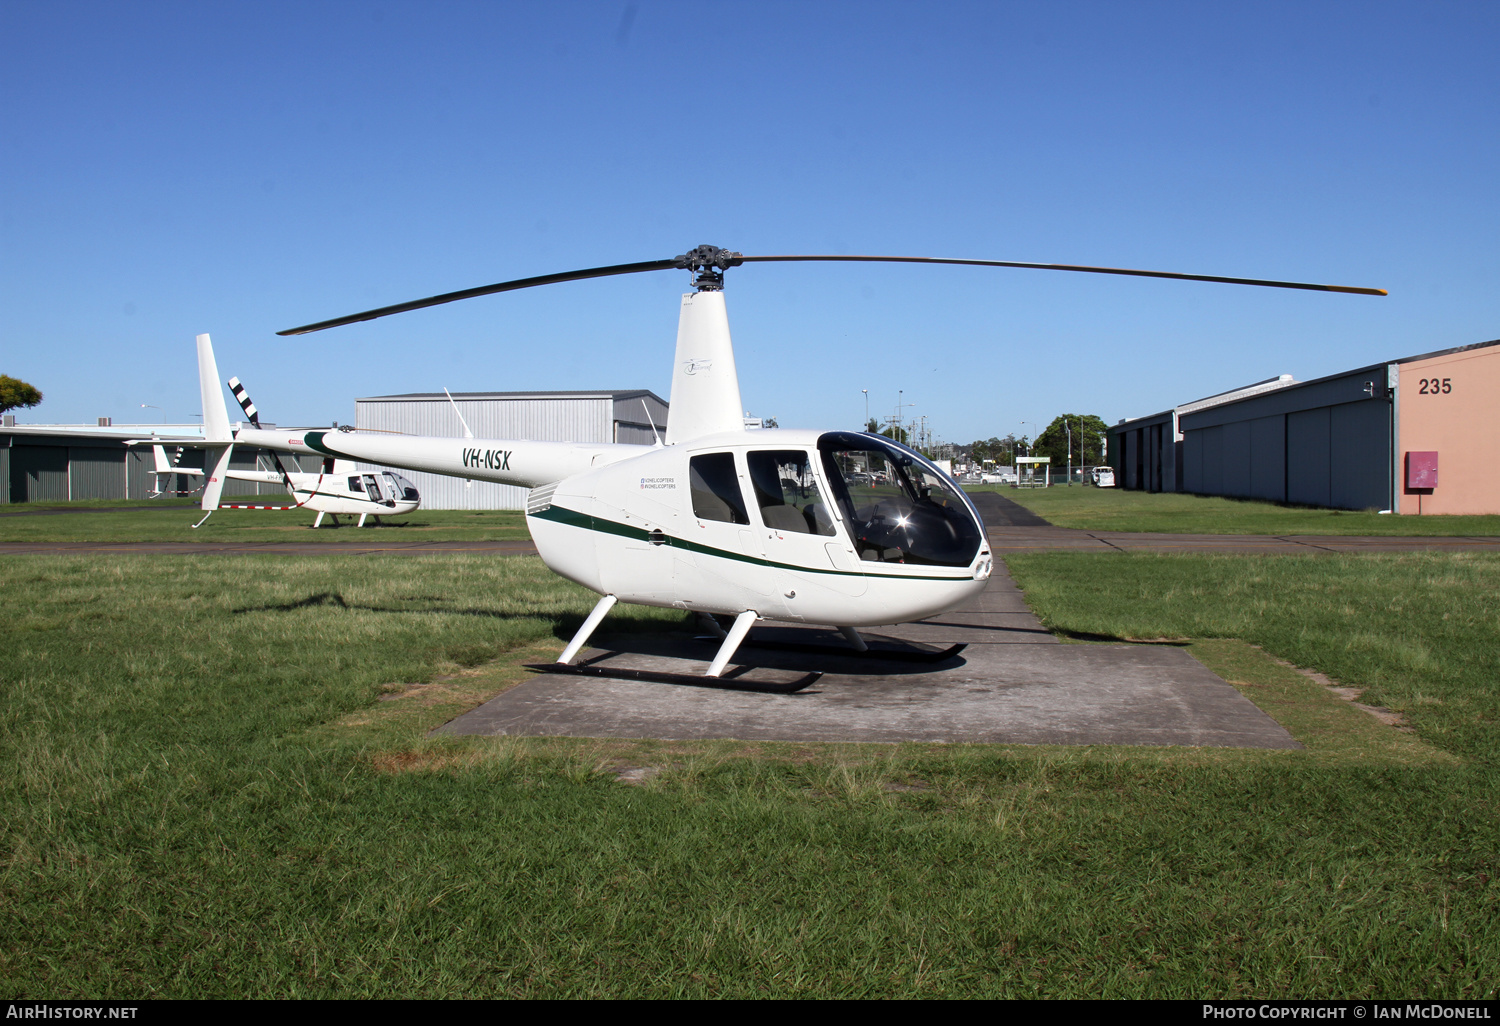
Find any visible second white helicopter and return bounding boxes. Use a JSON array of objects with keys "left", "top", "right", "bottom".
[{"left": 134, "top": 338, "right": 421, "bottom": 528}]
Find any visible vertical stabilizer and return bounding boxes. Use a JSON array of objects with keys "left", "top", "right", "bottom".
[
  {"left": 664, "top": 291, "right": 745, "bottom": 444},
  {"left": 197, "top": 334, "right": 233, "bottom": 443}
]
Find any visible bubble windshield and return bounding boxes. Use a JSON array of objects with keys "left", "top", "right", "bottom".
[
  {"left": 383, "top": 472, "right": 418, "bottom": 502},
  {"left": 817, "top": 431, "right": 985, "bottom": 567}
]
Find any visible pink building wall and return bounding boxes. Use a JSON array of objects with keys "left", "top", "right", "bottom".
[{"left": 1398, "top": 345, "right": 1500, "bottom": 515}]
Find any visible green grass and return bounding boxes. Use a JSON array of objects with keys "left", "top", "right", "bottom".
[
  {"left": 1005, "top": 551, "right": 1500, "bottom": 765},
  {"left": 987, "top": 484, "right": 1500, "bottom": 535},
  {"left": 1, "top": 553, "right": 1497, "bottom": 997},
  {"left": 0, "top": 499, "right": 530, "bottom": 543}
]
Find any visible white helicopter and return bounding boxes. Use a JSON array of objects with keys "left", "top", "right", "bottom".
[
  {"left": 223, "top": 245, "right": 1382, "bottom": 689},
  {"left": 132, "top": 337, "right": 421, "bottom": 528}
]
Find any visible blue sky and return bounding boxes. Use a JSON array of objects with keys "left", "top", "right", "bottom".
[{"left": 3, "top": 0, "right": 1496, "bottom": 445}]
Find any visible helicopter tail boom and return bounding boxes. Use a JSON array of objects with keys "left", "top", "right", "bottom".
[{"left": 232, "top": 426, "right": 651, "bottom": 491}]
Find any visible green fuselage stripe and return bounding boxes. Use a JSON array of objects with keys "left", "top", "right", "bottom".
[
  {"left": 301, "top": 431, "right": 341, "bottom": 457},
  {"left": 529, "top": 504, "right": 975, "bottom": 582}
]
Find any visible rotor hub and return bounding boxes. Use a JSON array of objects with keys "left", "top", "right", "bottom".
[{"left": 673, "top": 244, "right": 743, "bottom": 292}]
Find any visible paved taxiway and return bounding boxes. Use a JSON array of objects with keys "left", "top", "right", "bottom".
[{"left": 6, "top": 493, "right": 1496, "bottom": 556}]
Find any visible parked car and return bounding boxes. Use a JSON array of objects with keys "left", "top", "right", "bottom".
[{"left": 1090, "top": 466, "right": 1116, "bottom": 487}]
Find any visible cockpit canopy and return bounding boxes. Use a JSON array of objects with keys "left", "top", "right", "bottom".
[
  {"left": 385, "top": 472, "right": 419, "bottom": 502},
  {"left": 817, "top": 431, "right": 986, "bottom": 567},
  {"left": 348, "top": 471, "right": 420, "bottom": 504}
]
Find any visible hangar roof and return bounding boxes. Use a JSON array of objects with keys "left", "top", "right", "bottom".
[
  {"left": 1392, "top": 337, "right": 1500, "bottom": 366},
  {"left": 357, "top": 389, "right": 666, "bottom": 404},
  {"left": 1112, "top": 338, "right": 1500, "bottom": 436}
]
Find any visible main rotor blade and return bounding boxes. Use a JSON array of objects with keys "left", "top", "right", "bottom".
[
  {"left": 736, "top": 255, "right": 1388, "bottom": 296},
  {"left": 278, "top": 247, "right": 1385, "bottom": 335},
  {"left": 277, "top": 258, "right": 679, "bottom": 335}
]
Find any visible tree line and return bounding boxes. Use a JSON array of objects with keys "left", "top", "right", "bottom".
[
  {"left": 963, "top": 414, "right": 1108, "bottom": 468},
  {"left": 0, "top": 376, "right": 43, "bottom": 416}
]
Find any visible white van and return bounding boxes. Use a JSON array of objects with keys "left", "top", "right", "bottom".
[{"left": 1090, "top": 466, "right": 1116, "bottom": 487}]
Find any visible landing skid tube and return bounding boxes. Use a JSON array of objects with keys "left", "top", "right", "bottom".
[
  {"left": 525, "top": 661, "right": 820, "bottom": 695},
  {"left": 738, "top": 637, "right": 968, "bottom": 663}
]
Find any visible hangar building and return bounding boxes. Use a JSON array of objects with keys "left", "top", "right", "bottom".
[
  {"left": 1107, "top": 337, "right": 1500, "bottom": 514},
  {"left": 0, "top": 422, "right": 322, "bottom": 504},
  {"left": 354, "top": 389, "right": 668, "bottom": 510},
  {"left": 1108, "top": 375, "right": 1300, "bottom": 495}
]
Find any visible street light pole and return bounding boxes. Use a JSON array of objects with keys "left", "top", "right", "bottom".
[
  {"left": 862, "top": 389, "right": 869, "bottom": 431},
  {"left": 1066, "top": 417, "right": 1073, "bottom": 486}
]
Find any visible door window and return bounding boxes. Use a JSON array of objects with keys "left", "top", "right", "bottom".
[
  {"left": 688, "top": 452, "right": 749, "bottom": 524},
  {"left": 746, "top": 450, "right": 836, "bottom": 536}
]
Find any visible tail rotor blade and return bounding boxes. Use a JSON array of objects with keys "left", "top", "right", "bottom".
[{"left": 227, "top": 377, "right": 261, "bottom": 426}]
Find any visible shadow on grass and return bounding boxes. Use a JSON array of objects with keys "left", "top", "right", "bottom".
[
  {"left": 1054, "top": 628, "right": 1193, "bottom": 646},
  {"left": 231, "top": 591, "right": 690, "bottom": 642}
]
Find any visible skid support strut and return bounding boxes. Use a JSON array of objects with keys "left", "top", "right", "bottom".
[
  {"left": 557, "top": 595, "right": 618, "bottom": 665},
  {"left": 839, "top": 626, "right": 869, "bottom": 652},
  {"left": 707, "top": 610, "right": 758, "bottom": 678}
]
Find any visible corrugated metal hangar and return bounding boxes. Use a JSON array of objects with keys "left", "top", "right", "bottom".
[
  {"left": 354, "top": 389, "right": 668, "bottom": 510},
  {"left": 0, "top": 425, "right": 323, "bottom": 504},
  {"left": 1108, "top": 337, "right": 1500, "bottom": 514}
]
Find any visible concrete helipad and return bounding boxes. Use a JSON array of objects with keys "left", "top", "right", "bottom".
[{"left": 436, "top": 565, "right": 1301, "bottom": 749}]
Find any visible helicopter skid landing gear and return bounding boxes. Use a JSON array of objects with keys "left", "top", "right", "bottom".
[
  {"left": 557, "top": 595, "right": 618, "bottom": 665},
  {"left": 741, "top": 635, "right": 967, "bottom": 663},
  {"left": 536, "top": 605, "right": 819, "bottom": 693},
  {"left": 692, "top": 617, "right": 965, "bottom": 663},
  {"left": 707, "top": 611, "right": 758, "bottom": 678},
  {"left": 526, "top": 660, "right": 819, "bottom": 695}
]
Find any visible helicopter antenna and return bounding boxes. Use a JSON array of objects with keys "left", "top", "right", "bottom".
[
  {"left": 444, "top": 388, "right": 475, "bottom": 439},
  {"left": 445, "top": 387, "right": 475, "bottom": 490},
  {"left": 641, "top": 398, "right": 662, "bottom": 447},
  {"left": 279, "top": 245, "right": 1384, "bottom": 336}
]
